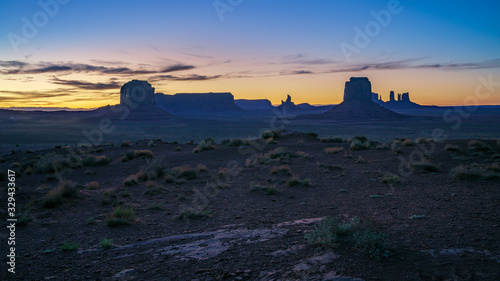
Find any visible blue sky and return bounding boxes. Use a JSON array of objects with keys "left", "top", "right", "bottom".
[{"left": 1, "top": 0, "right": 500, "bottom": 107}]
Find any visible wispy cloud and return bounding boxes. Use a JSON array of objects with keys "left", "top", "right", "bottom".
[
  {"left": 50, "top": 77, "right": 122, "bottom": 90},
  {"left": 149, "top": 74, "right": 222, "bottom": 82}
]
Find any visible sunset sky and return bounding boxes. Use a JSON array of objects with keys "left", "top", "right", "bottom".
[{"left": 1, "top": 0, "right": 500, "bottom": 108}]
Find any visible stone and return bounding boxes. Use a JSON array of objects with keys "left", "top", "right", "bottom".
[
  {"left": 343, "top": 77, "right": 372, "bottom": 102},
  {"left": 120, "top": 80, "right": 156, "bottom": 109}
]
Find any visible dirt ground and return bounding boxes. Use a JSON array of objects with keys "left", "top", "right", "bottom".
[{"left": 1, "top": 133, "right": 499, "bottom": 280}]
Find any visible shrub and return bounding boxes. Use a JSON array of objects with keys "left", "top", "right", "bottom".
[
  {"left": 101, "top": 239, "right": 113, "bottom": 249},
  {"left": 106, "top": 206, "right": 136, "bottom": 226},
  {"left": 402, "top": 139, "right": 414, "bottom": 146},
  {"left": 450, "top": 164, "right": 500, "bottom": 180},
  {"left": 82, "top": 155, "right": 113, "bottom": 166},
  {"left": 350, "top": 136, "right": 375, "bottom": 151},
  {"left": 85, "top": 181, "right": 99, "bottom": 190},
  {"left": 445, "top": 144, "right": 461, "bottom": 152},
  {"left": 307, "top": 132, "right": 319, "bottom": 138},
  {"left": 176, "top": 208, "right": 211, "bottom": 221},
  {"left": 321, "top": 137, "right": 344, "bottom": 143},
  {"left": 121, "top": 141, "right": 130, "bottom": 147},
  {"left": 61, "top": 242, "right": 79, "bottom": 252},
  {"left": 23, "top": 167, "right": 34, "bottom": 175},
  {"left": 42, "top": 180, "right": 79, "bottom": 208},
  {"left": 175, "top": 146, "right": 182, "bottom": 151},
  {"left": 412, "top": 160, "right": 439, "bottom": 172},
  {"left": 34, "top": 152, "right": 65, "bottom": 174},
  {"left": 305, "top": 216, "right": 393, "bottom": 260},
  {"left": 415, "top": 137, "right": 428, "bottom": 144},
  {"left": 325, "top": 147, "right": 343, "bottom": 154},
  {"left": 171, "top": 165, "right": 197, "bottom": 180},
  {"left": 381, "top": 175, "right": 398, "bottom": 184},
  {"left": 139, "top": 158, "right": 165, "bottom": 180},
  {"left": 227, "top": 138, "right": 243, "bottom": 147},
  {"left": 270, "top": 165, "right": 291, "bottom": 175},
  {"left": 134, "top": 150, "right": 154, "bottom": 158},
  {"left": 262, "top": 129, "right": 279, "bottom": 140},
  {"left": 144, "top": 181, "right": 162, "bottom": 196},
  {"left": 193, "top": 138, "right": 216, "bottom": 153},
  {"left": 391, "top": 140, "right": 402, "bottom": 154},
  {"left": 286, "top": 176, "right": 311, "bottom": 187},
  {"left": 257, "top": 147, "right": 304, "bottom": 164},
  {"left": 249, "top": 183, "right": 277, "bottom": 195},
  {"left": 123, "top": 175, "right": 138, "bottom": 186},
  {"left": 468, "top": 140, "right": 489, "bottom": 151},
  {"left": 196, "top": 164, "right": 208, "bottom": 173}
]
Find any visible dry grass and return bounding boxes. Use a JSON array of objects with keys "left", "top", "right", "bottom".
[
  {"left": 42, "top": 180, "right": 79, "bottom": 208},
  {"left": 85, "top": 181, "right": 99, "bottom": 190},
  {"left": 325, "top": 147, "right": 344, "bottom": 154},
  {"left": 270, "top": 165, "right": 291, "bottom": 175}
]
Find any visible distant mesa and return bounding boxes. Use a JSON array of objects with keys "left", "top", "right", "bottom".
[
  {"left": 120, "top": 80, "right": 157, "bottom": 109},
  {"left": 234, "top": 99, "right": 273, "bottom": 111},
  {"left": 155, "top": 92, "right": 244, "bottom": 117},
  {"left": 320, "top": 77, "right": 405, "bottom": 121},
  {"left": 372, "top": 90, "right": 421, "bottom": 109}
]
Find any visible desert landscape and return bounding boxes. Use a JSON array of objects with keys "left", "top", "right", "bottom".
[{"left": 1, "top": 1, "right": 500, "bottom": 280}]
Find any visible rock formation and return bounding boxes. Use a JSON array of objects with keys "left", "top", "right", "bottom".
[
  {"left": 235, "top": 99, "right": 273, "bottom": 111},
  {"left": 389, "top": 91, "right": 395, "bottom": 102},
  {"left": 155, "top": 92, "right": 244, "bottom": 117},
  {"left": 320, "top": 77, "right": 404, "bottom": 121},
  {"left": 276, "top": 95, "right": 303, "bottom": 113},
  {"left": 120, "top": 80, "right": 156, "bottom": 109}
]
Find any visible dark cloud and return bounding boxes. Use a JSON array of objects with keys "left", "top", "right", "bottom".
[
  {"left": 0, "top": 61, "right": 196, "bottom": 75},
  {"left": 50, "top": 77, "right": 121, "bottom": 90},
  {"left": 149, "top": 74, "right": 221, "bottom": 82}
]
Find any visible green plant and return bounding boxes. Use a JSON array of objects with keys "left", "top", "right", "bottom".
[
  {"left": 193, "top": 138, "right": 216, "bottom": 153},
  {"left": 144, "top": 181, "right": 162, "bottom": 196},
  {"left": 305, "top": 216, "right": 393, "bottom": 260},
  {"left": 350, "top": 136, "right": 375, "bottom": 151},
  {"left": 101, "top": 238, "right": 114, "bottom": 249},
  {"left": 410, "top": 214, "right": 426, "bottom": 219},
  {"left": 42, "top": 180, "right": 79, "bottom": 208},
  {"left": 134, "top": 150, "right": 154, "bottom": 158},
  {"left": 286, "top": 176, "right": 311, "bottom": 187},
  {"left": 270, "top": 165, "right": 291, "bottom": 175},
  {"left": 61, "top": 242, "right": 79, "bottom": 252},
  {"left": 148, "top": 202, "right": 163, "bottom": 210},
  {"left": 176, "top": 208, "right": 211, "bottom": 221},
  {"left": 34, "top": 152, "right": 65, "bottom": 174},
  {"left": 325, "top": 147, "right": 343, "bottom": 154},
  {"left": 227, "top": 138, "right": 243, "bottom": 147},
  {"left": 139, "top": 158, "right": 165, "bottom": 180},
  {"left": 381, "top": 175, "right": 398, "bottom": 185},
  {"left": 106, "top": 206, "right": 136, "bottom": 226},
  {"left": 121, "top": 190, "right": 131, "bottom": 197}
]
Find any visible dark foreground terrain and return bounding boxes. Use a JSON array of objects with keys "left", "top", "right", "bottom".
[{"left": 1, "top": 132, "right": 499, "bottom": 280}]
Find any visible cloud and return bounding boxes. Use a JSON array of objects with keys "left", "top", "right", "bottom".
[
  {"left": 0, "top": 61, "right": 196, "bottom": 75},
  {"left": 50, "top": 77, "right": 122, "bottom": 90},
  {"left": 149, "top": 74, "right": 222, "bottom": 82}
]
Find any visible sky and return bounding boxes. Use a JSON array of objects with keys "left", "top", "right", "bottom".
[{"left": 1, "top": 0, "right": 500, "bottom": 108}]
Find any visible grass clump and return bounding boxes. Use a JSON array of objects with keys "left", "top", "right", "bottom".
[
  {"left": 134, "top": 150, "right": 154, "bottom": 158},
  {"left": 450, "top": 164, "right": 500, "bottom": 181},
  {"left": 42, "top": 180, "right": 79, "bottom": 208},
  {"left": 171, "top": 165, "right": 197, "bottom": 180},
  {"left": 226, "top": 138, "right": 243, "bottom": 147},
  {"left": 106, "top": 206, "right": 136, "bottom": 226},
  {"left": 193, "top": 138, "right": 216, "bottom": 153},
  {"left": 144, "top": 181, "right": 162, "bottom": 196},
  {"left": 350, "top": 136, "right": 375, "bottom": 151},
  {"left": 261, "top": 129, "right": 280, "bottom": 140},
  {"left": 321, "top": 137, "right": 343, "bottom": 143},
  {"left": 257, "top": 147, "right": 304, "bottom": 164},
  {"left": 85, "top": 181, "right": 99, "bottom": 190},
  {"left": 82, "top": 155, "right": 113, "bottom": 166},
  {"left": 34, "top": 152, "right": 65, "bottom": 174},
  {"left": 402, "top": 139, "right": 414, "bottom": 146},
  {"left": 138, "top": 158, "right": 165, "bottom": 181},
  {"left": 325, "top": 147, "right": 343, "bottom": 154},
  {"left": 270, "top": 165, "right": 291, "bottom": 176},
  {"left": 60, "top": 242, "right": 79, "bottom": 252},
  {"left": 101, "top": 238, "right": 114, "bottom": 249},
  {"left": 286, "top": 176, "right": 311, "bottom": 187},
  {"left": 305, "top": 216, "right": 393, "bottom": 260},
  {"left": 445, "top": 144, "right": 461, "bottom": 152},
  {"left": 412, "top": 160, "right": 439, "bottom": 173},
  {"left": 381, "top": 175, "right": 398, "bottom": 184},
  {"left": 249, "top": 183, "right": 277, "bottom": 195},
  {"left": 123, "top": 174, "right": 139, "bottom": 186},
  {"left": 415, "top": 137, "right": 428, "bottom": 144},
  {"left": 468, "top": 140, "right": 490, "bottom": 151},
  {"left": 176, "top": 208, "right": 211, "bottom": 221}
]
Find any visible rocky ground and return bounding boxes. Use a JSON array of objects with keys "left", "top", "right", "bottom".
[{"left": 1, "top": 132, "right": 499, "bottom": 280}]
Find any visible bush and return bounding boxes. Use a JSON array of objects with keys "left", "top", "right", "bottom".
[
  {"left": 61, "top": 242, "right": 79, "bottom": 252},
  {"left": 176, "top": 208, "right": 211, "bottom": 221},
  {"left": 286, "top": 176, "right": 311, "bottom": 187},
  {"left": 415, "top": 137, "right": 428, "bottom": 144},
  {"left": 34, "top": 152, "right": 65, "bottom": 174},
  {"left": 381, "top": 175, "right": 398, "bottom": 184},
  {"left": 121, "top": 141, "right": 130, "bottom": 147},
  {"left": 106, "top": 206, "right": 135, "bottom": 226},
  {"left": 305, "top": 216, "right": 393, "bottom": 260},
  {"left": 85, "top": 181, "right": 99, "bottom": 190},
  {"left": 135, "top": 150, "right": 154, "bottom": 158},
  {"left": 193, "top": 138, "right": 216, "bottom": 153},
  {"left": 227, "top": 139, "right": 243, "bottom": 147},
  {"left": 171, "top": 165, "right": 197, "bottom": 180},
  {"left": 325, "top": 147, "right": 343, "bottom": 154},
  {"left": 445, "top": 144, "right": 461, "bottom": 152},
  {"left": 412, "top": 160, "right": 439, "bottom": 173},
  {"left": 139, "top": 158, "right": 165, "bottom": 180},
  {"left": 257, "top": 147, "right": 305, "bottom": 164},
  {"left": 43, "top": 180, "right": 79, "bottom": 208},
  {"left": 123, "top": 175, "right": 139, "bottom": 186},
  {"left": 101, "top": 239, "right": 113, "bottom": 249},
  {"left": 82, "top": 155, "right": 113, "bottom": 166},
  {"left": 450, "top": 164, "right": 500, "bottom": 180},
  {"left": 350, "top": 136, "right": 375, "bottom": 151},
  {"left": 402, "top": 139, "right": 414, "bottom": 146},
  {"left": 262, "top": 129, "right": 280, "bottom": 140},
  {"left": 249, "top": 183, "right": 277, "bottom": 195},
  {"left": 307, "top": 132, "right": 319, "bottom": 138},
  {"left": 468, "top": 140, "right": 489, "bottom": 151},
  {"left": 321, "top": 137, "right": 344, "bottom": 143},
  {"left": 270, "top": 165, "right": 291, "bottom": 175}
]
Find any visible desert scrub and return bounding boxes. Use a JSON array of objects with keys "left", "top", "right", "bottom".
[
  {"left": 42, "top": 180, "right": 79, "bottom": 208},
  {"left": 350, "top": 136, "right": 375, "bottom": 151},
  {"left": 101, "top": 238, "right": 114, "bottom": 249},
  {"left": 257, "top": 147, "right": 304, "bottom": 164},
  {"left": 82, "top": 155, "right": 113, "bottom": 166},
  {"left": 270, "top": 165, "right": 291, "bottom": 175},
  {"left": 450, "top": 164, "right": 500, "bottom": 180},
  {"left": 134, "top": 150, "right": 154, "bottom": 158},
  {"left": 144, "top": 181, "right": 162, "bottom": 196},
  {"left": 261, "top": 129, "right": 280, "bottom": 140},
  {"left": 60, "top": 242, "right": 79, "bottom": 252},
  {"left": 325, "top": 147, "right": 343, "bottom": 154},
  {"left": 307, "top": 132, "right": 319, "bottom": 138},
  {"left": 85, "top": 181, "right": 99, "bottom": 190},
  {"left": 321, "top": 136, "right": 343, "bottom": 143},
  {"left": 402, "top": 139, "right": 414, "bottom": 146},
  {"left": 391, "top": 140, "right": 402, "bottom": 154},
  {"left": 305, "top": 216, "right": 393, "bottom": 260},
  {"left": 286, "top": 176, "right": 311, "bottom": 187},
  {"left": 123, "top": 174, "right": 139, "bottom": 186},
  {"left": 226, "top": 138, "right": 243, "bottom": 147},
  {"left": 138, "top": 158, "right": 165, "bottom": 180},
  {"left": 34, "top": 152, "right": 66, "bottom": 174},
  {"left": 249, "top": 183, "right": 277, "bottom": 195},
  {"left": 121, "top": 140, "right": 131, "bottom": 147},
  {"left": 176, "top": 208, "right": 211, "bottom": 221},
  {"left": 412, "top": 159, "right": 439, "bottom": 172},
  {"left": 170, "top": 165, "right": 197, "bottom": 180},
  {"left": 193, "top": 138, "right": 216, "bottom": 153},
  {"left": 445, "top": 144, "right": 461, "bottom": 152},
  {"left": 106, "top": 205, "right": 136, "bottom": 226},
  {"left": 381, "top": 175, "right": 398, "bottom": 184},
  {"left": 468, "top": 140, "right": 490, "bottom": 151}
]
